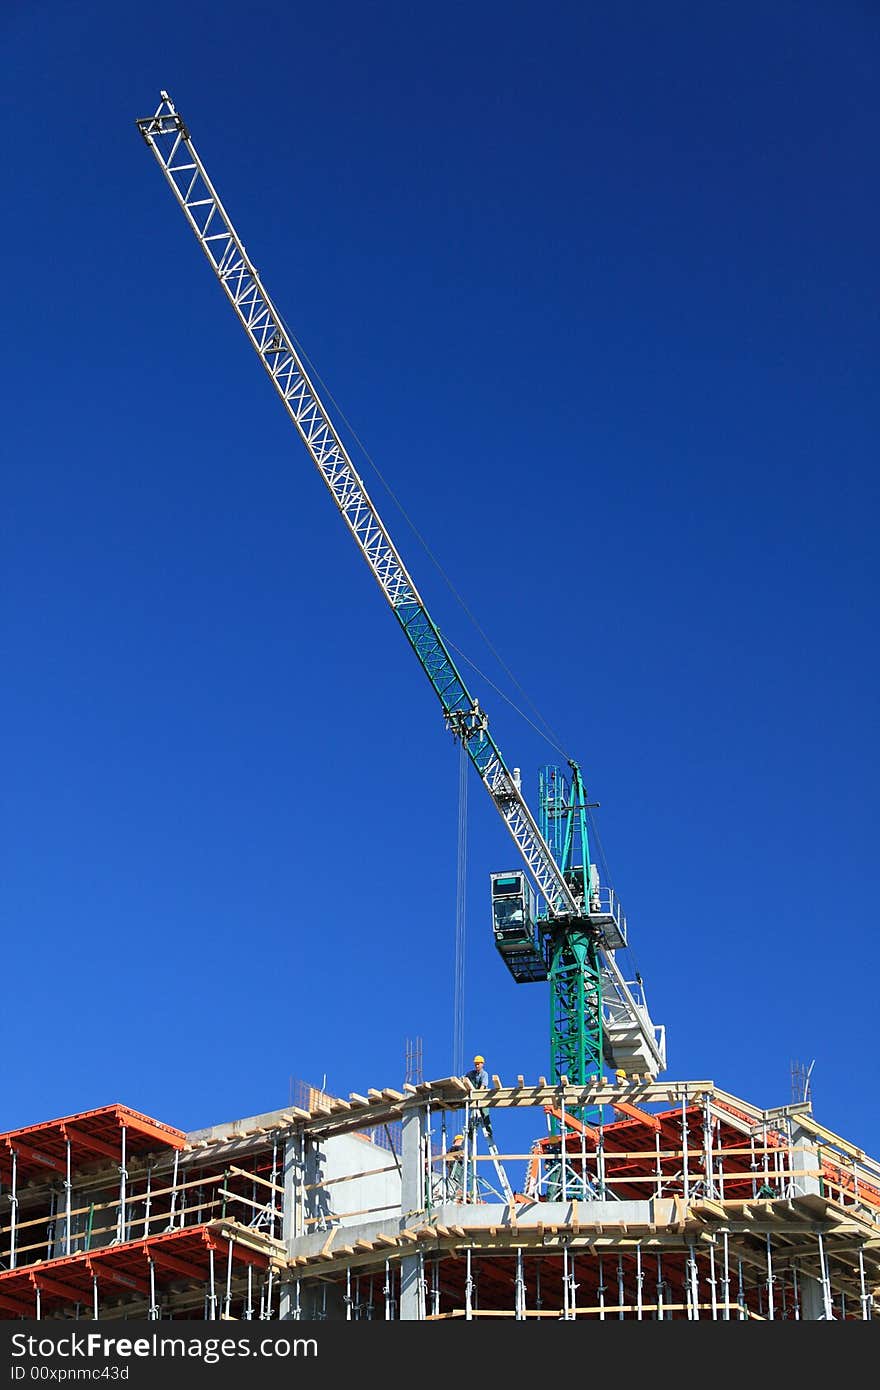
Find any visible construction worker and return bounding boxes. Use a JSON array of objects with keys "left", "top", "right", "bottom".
[
  {"left": 445, "top": 1132, "right": 465, "bottom": 1200},
  {"left": 466, "top": 1054, "right": 490, "bottom": 1090},
  {"left": 465, "top": 1053, "right": 493, "bottom": 1141}
]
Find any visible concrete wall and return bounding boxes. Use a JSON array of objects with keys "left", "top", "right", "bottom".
[{"left": 287, "top": 1131, "right": 401, "bottom": 1238}]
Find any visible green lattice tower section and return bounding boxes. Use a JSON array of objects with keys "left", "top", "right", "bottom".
[
  {"left": 547, "top": 925, "right": 604, "bottom": 1089},
  {"left": 540, "top": 764, "right": 605, "bottom": 1091}
]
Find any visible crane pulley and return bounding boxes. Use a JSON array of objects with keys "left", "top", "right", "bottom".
[{"left": 136, "top": 91, "right": 666, "bottom": 1082}]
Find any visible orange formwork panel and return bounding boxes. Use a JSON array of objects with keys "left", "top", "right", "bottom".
[
  {"left": 525, "top": 1103, "right": 788, "bottom": 1203},
  {"left": 0, "top": 1226, "right": 270, "bottom": 1318},
  {"left": 822, "top": 1157, "right": 880, "bottom": 1210},
  {"left": 0, "top": 1105, "right": 185, "bottom": 1184}
]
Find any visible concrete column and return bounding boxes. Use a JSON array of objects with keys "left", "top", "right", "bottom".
[
  {"left": 400, "top": 1104, "right": 425, "bottom": 1219},
  {"left": 399, "top": 1103, "right": 426, "bottom": 1321},
  {"left": 784, "top": 1122, "right": 828, "bottom": 1319},
  {"left": 799, "top": 1274, "right": 828, "bottom": 1320},
  {"left": 281, "top": 1132, "right": 302, "bottom": 1243},
  {"left": 788, "top": 1123, "right": 822, "bottom": 1197},
  {"left": 400, "top": 1253, "right": 423, "bottom": 1321},
  {"left": 280, "top": 1131, "right": 304, "bottom": 1320},
  {"left": 400, "top": 1112, "right": 428, "bottom": 1317}
]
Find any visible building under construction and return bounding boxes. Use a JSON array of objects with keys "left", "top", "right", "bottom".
[
  {"left": 7, "top": 95, "right": 875, "bottom": 1324},
  {"left": 2, "top": 1074, "right": 879, "bottom": 1320}
]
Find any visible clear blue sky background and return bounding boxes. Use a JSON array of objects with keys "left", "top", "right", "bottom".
[{"left": 3, "top": 4, "right": 878, "bottom": 1153}]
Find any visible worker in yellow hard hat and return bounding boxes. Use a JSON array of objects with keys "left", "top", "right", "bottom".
[
  {"left": 464, "top": 1053, "right": 493, "bottom": 1141},
  {"left": 468, "top": 1055, "right": 488, "bottom": 1086}
]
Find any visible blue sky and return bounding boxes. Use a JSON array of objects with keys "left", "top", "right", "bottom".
[{"left": 3, "top": 3, "right": 878, "bottom": 1155}]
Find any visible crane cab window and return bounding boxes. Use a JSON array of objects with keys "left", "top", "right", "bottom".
[{"left": 490, "top": 872, "right": 533, "bottom": 945}]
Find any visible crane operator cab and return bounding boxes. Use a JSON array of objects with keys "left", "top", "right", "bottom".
[{"left": 490, "top": 872, "right": 548, "bottom": 983}]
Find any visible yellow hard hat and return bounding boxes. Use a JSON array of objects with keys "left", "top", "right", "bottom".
[
  {"left": 473, "top": 1054, "right": 485, "bottom": 1064},
  {"left": 453, "top": 1133, "right": 463, "bottom": 1144}
]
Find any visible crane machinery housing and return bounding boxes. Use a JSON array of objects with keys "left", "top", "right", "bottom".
[{"left": 136, "top": 91, "right": 666, "bottom": 1092}]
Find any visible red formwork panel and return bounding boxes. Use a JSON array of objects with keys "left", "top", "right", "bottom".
[
  {"left": 0, "top": 1105, "right": 185, "bottom": 1185},
  {"left": 0, "top": 1225, "right": 269, "bottom": 1318}
]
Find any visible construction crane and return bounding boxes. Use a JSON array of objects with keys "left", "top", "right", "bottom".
[{"left": 136, "top": 92, "right": 666, "bottom": 1087}]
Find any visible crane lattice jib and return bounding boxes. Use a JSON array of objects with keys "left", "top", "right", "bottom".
[{"left": 137, "top": 93, "right": 577, "bottom": 919}]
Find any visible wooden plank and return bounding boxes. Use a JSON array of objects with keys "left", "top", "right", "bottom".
[
  {"left": 218, "top": 1187, "right": 277, "bottom": 1216},
  {"left": 226, "top": 1164, "right": 283, "bottom": 1194},
  {"left": 304, "top": 1161, "right": 398, "bottom": 1192}
]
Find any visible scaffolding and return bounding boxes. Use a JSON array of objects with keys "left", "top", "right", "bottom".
[
  {"left": 0, "top": 1104, "right": 285, "bottom": 1319},
  {"left": 2, "top": 1077, "right": 879, "bottom": 1320},
  {"left": 280, "top": 1074, "right": 880, "bottom": 1321}
]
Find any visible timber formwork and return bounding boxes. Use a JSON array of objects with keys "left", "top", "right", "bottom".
[{"left": 2, "top": 1079, "right": 879, "bottom": 1320}]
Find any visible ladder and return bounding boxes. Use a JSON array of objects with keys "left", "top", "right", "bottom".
[{"left": 474, "top": 1115, "right": 516, "bottom": 1206}]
